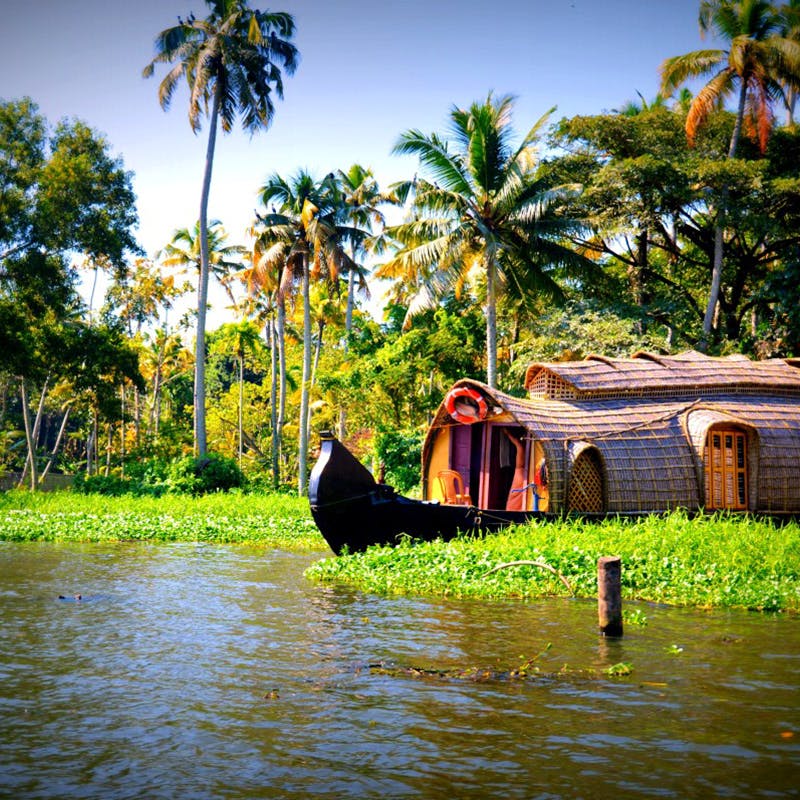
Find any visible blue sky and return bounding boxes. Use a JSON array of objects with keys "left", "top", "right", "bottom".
[
  {"left": 2, "top": 0, "right": 710, "bottom": 320},
  {"left": 2, "top": 0, "right": 711, "bottom": 252}
]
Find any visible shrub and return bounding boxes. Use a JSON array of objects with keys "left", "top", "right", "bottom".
[
  {"left": 374, "top": 429, "right": 423, "bottom": 494},
  {"left": 166, "top": 452, "right": 245, "bottom": 495}
]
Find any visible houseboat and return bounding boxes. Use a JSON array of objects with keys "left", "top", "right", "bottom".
[{"left": 309, "top": 350, "right": 800, "bottom": 554}]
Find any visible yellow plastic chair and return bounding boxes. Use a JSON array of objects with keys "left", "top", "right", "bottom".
[{"left": 437, "top": 470, "right": 472, "bottom": 505}]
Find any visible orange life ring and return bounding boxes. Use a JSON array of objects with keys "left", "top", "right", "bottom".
[{"left": 445, "top": 386, "right": 488, "bottom": 424}]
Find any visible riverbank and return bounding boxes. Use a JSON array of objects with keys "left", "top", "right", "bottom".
[
  {"left": 1, "top": 492, "right": 797, "bottom": 612},
  {"left": 0, "top": 490, "right": 321, "bottom": 549},
  {"left": 307, "top": 512, "right": 800, "bottom": 613}
]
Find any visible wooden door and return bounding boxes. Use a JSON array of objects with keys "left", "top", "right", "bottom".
[{"left": 704, "top": 428, "right": 748, "bottom": 510}]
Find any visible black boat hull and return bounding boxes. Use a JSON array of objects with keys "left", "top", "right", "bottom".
[{"left": 308, "top": 436, "right": 541, "bottom": 555}]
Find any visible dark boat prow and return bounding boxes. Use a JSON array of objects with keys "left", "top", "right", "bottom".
[{"left": 308, "top": 433, "right": 537, "bottom": 555}]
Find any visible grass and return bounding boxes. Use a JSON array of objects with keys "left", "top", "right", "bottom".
[
  {"left": 0, "top": 489, "right": 323, "bottom": 549},
  {"left": 305, "top": 511, "right": 800, "bottom": 613}
]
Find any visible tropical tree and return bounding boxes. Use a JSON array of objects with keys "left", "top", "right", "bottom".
[
  {"left": 159, "top": 219, "right": 244, "bottom": 301},
  {"left": 143, "top": 0, "right": 298, "bottom": 456},
  {"left": 660, "top": 0, "right": 800, "bottom": 345},
  {"left": 379, "top": 93, "right": 594, "bottom": 389},
  {"left": 332, "top": 164, "right": 394, "bottom": 437},
  {"left": 210, "top": 320, "right": 262, "bottom": 466},
  {"left": 240, "top": 234, "right": 287, "bottom": 487},
  {"left": 780, "top": 0, "right": 800, "bottom": 122},
  {"left": 158, "top": 219, "right": 244, "bottom": 449},
  {"left": 254, "top": 171, "right": 358, "bottom": 494}
]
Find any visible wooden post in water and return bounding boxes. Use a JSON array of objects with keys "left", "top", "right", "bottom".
[{"left": 598, "top": 556, "right": 623, "bottom": 637}]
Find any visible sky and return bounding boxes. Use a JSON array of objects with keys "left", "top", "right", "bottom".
[{"left": 1, "top": 0, "right": 711, "bottom": 319}]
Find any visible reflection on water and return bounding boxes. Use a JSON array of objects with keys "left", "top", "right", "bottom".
[{"left": 0, "top": 542, "right": 798, "bottom": 799}]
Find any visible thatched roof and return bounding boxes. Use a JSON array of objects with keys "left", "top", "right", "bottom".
[{"left": 524, "top": 351, "right": 800, "bottom": 400}]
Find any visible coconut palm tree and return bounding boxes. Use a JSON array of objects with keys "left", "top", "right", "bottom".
[
  {"left": 780, "top": 0, "right": 800, "bottom": 123},
  {"left": 239, "top": 239, "right": 286, "bottom": 487},
  {"left": 255, "top": 171, "right": 357, "bottom": 494},
  {"left": 379, "top": 93, "right": 593, "bottom": 389},
  {"left": 143, "top": 0, "right": 298, "bottom": 456},
  {"left": 660, "top": 0, "right": 800, "bottom": 344},
  {"left": 332, "top": 164, "right": 394, "bottom": 437},
  {"left": 159, "top": 220, "right": 244, "bottom": 298}
]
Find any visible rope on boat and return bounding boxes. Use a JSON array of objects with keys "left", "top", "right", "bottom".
[{"left": 483, "top": 560, "right": 574, "bottom": 595}]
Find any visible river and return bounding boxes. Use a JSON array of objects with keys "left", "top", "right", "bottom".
[{"left": 0, "top": 542, "right": 798, "bottom": 799}]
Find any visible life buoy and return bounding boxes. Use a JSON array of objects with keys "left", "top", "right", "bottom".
[{"left": 445, "top": 386, "right": 488, "bottom": 424}]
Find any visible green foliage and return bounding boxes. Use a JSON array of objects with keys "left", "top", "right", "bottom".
[
  {"left": 72, "top": 453, "right": 247, "bottom": 496},
  {"left": 165, "top": 452, "right": 245, "bottom": 494},
  {"left": 0, "top": 490, "right": 320, "bottom": 548},
  {"left": 373, "top": 429, "right": 423, "bottom": 494},
  {"left": 509, "top": 300, "right": 670, "bottom": 379},
  {"left": 306, "top": 511, "right": 800, "bottom": 613}
]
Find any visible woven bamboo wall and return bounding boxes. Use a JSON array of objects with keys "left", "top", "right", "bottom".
[{"left": 425, "top": 376, "right": 800, "bottom": 514}]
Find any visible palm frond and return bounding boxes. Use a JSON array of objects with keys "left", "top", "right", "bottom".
[
  {"left": 687, "top": 69, "right": 735, "bottom": 144},
  {"left": 392, "top": 130, "right": 472, "bottom": 197},
  {"left": 660, "top": 50, "right": 726, "bottom": 95}
]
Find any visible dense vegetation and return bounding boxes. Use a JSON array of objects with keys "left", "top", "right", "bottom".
[
  {"left": 307, "top": 512, "right": 800, "bottom": 613},
  {"left": 2, "top": 0, "right": 800, "bottom": 497},
  {"left": 0, "top": 490, "right": 319, "bottom": 548}
]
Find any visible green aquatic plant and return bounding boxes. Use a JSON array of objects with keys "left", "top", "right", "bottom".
[
  {"left": 306, "top": 511, "right": 800, "bottom": 612},
  {"left": 604, "top": 662, "right": 634, "bottom": 677},
  {"left": 0, "top": 491, "right": 322, "bottom": 549}
]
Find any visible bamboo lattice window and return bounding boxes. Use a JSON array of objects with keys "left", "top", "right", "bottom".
[
  {"left": 704, "top": 428, "right": 748, "bottom": 510},
  {"left": 528, "top": 371, "right": 578, "bottom": 400},
  {"left": 568, "top": 450, "right": 604, "bottom": 512}
]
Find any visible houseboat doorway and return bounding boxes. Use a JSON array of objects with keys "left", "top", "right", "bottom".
[{"left": 483, "top": 424, "right": 527, "bottom": 510}]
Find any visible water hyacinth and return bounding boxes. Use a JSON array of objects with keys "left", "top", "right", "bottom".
[
  {"left": 1, "top": 492, "right": 797, "bottom": 612},
  {"left": 306, "top": 512, "right": 800, "bottom": 613},
  {"left": 0, "top": 491, "right": 321, "bottom": 549}
]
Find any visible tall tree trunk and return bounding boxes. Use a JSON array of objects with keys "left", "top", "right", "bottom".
[
  {"left": 485, "top": 255, "right": 498, "bottom": 389},
  {"left": 277, "top": 298, "right": 287, "bottom": 481},
  {"left": 104, "top": 422, "right": 112, "bottom": 477},
  {"left": 339, "top": 268, "right": 356, "bottom": 440},
  {"left": 311, "top": 320, "right": 325, "bottom": 389},
  {"left": 40, "top": 405, "right": 71, "bottom": 482},
  {"left": 133, "top": 385, "right": 141, "bottom": 449},
  {"left": 195, "top": 89, "right": 221, "bottom": 456},
  {"left": 19, "top": 376, "right": 49, "bottom": 488},
  {"left": 18, "top": 379, "right": 38, "bottom": 492},
  {"left": 268, "top": 315, "right": 280, "bottom": 489},
  {"left": 238, "top": 351, "right": 244, "bottom": 468},
  {"left": 120, "top": 384, "right": 126, "bottom": 476},
  {"left": 298, "top": 259, "right": 311, "bottom": 495},
  {"left": 702, "top": 84, "right": 747, "bottom": 349}
]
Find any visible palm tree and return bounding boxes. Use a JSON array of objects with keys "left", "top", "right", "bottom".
[
  {"left": 143, "top": 0, "right": 298, "bottom": 456},
  {"left": 212, "top": 320, "right": 262, "bottom": 466},
  {"left": 255, "top": 171, "right": 357, "bottom": 494},
  {"left": 379, "top": 93, "right": 593, "bottom": 389},
  {"left": 333, "top": 164, "right": 393, "bottom": 437},
  {"left": 159, "top": 220, "right": 244, "bottom": 292},
  {"left": 780, "top": 0, "right": 800, "bottom": 123},
  {"left": 660, "top": 0, "right": 800, "bottom": 345},
  {"left": 158, "top": 219, "right": 244, "bottom": 449},
  {"left": 239, "top": 239, "right": 285, "bottom": 487}
]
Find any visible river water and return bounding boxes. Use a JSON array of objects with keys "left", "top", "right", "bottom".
[{"left": 0, "top": 542, "right": 798, "bottom": 799}]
